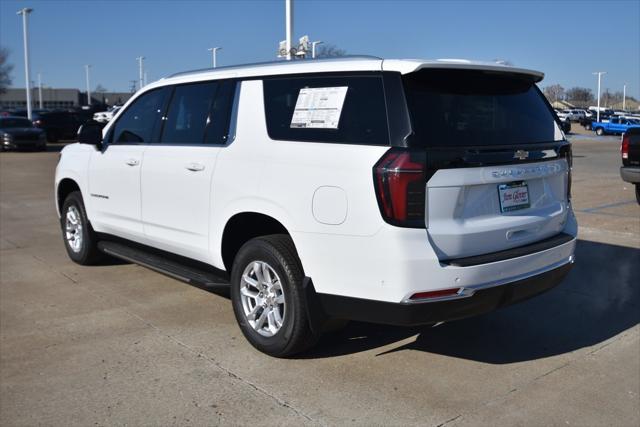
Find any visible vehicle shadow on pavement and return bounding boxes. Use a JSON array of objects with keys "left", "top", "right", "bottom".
[{"left": 304, "top": 239, "right": 640, "bottom": 362}]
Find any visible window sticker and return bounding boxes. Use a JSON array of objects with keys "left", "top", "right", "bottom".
[{"left": 290, "top": 86, "right": 348, "bottom": 129}]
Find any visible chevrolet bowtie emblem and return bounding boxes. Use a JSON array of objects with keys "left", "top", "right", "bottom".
[{"left": 514, "top": 150, "right": 529, "bottom": 160}]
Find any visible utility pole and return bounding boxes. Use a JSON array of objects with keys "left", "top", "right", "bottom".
[
  {"left": 593, "top": 71, "right": 606, "bottom": 123},
  {"left": 208, "top": 47, "right": 222, "bottom": 68},
  {"left": 311, "top": 40, "right": 323, "bottom": 59},
  {"left": 17, "top": 7, "right": 33, "bottom": 119},
  {"left": 85, "top": 65, "right": 92, "bottom": 106},
  {"left": 285, "top": 0, "right": 293, "bottom": 60},
  {"left": 136, "top": 56, "right": 145, "bottom": 90},
  {"left": 623, "top": 84, "right": 627, "bottom": 111},
  {"left": 143, "top": 71, "right": 148, "bottom": 87},
  {"left": 37, "top": 72, "right": 43, "bottom": 109}
]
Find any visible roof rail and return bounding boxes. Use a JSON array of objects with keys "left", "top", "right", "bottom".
[{"left": 167, "top": 55, "right": 383, "bottom": 78}]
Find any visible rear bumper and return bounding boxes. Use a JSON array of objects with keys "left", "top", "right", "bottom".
[
  {"left": 620, "top": 166, "right": 640, "bottom": 183},
  {"left": 316, "top": 259, "right": 573, "bottom": 326}
]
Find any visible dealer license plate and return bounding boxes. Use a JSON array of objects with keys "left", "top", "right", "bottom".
[{"left": 498, "top": 181, "right": 530, "bottom": 212}]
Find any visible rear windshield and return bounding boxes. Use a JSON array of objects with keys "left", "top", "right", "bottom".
[{"left": 402, "top": 69, "right": 559, "bottom": 147}]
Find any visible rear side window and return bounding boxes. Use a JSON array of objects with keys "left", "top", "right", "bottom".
[
  {"left": 160, "top": 80, "right": 236, "bottom": 145},
  {"left": 402, "top": 69, "right": 560, "bottom": 147},
  {"left": 263, "top": 74, "right": 389, "bottom": 145},
  {"left": 112, "top": 88, "right": 167, "bottom": 144}
]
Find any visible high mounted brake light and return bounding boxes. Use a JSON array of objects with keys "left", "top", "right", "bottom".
[{"left": 373, "top": 148, "right": 427, "bottom": 228}]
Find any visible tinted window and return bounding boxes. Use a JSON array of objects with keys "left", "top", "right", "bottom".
[
  {"left": 161, "top": 82, "right": 216, "bottom": 144},
  {"left": 205, "top": 81, "right": 236, "bottom": 145},
  {"left": 160, "top": 81, "right": 236, "bottom": 145},
  {"left": 402, "top": 69, "right": 559, "bottom": 147},
  {"left": 263, "top": 74, "right": 389, "bottom": 145},
  {"left": 112, "top": 89, "right": 167, "bottom": 144}
]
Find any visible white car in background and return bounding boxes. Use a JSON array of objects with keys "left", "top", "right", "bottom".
[
  {"left": 555, "top": 110, "right": 570, "bottom": 121},
  {"left": 93, "top": 106, "right": 121, "bottom": 123},
  {"left": 564, "top": 109, "right": 587, "bottom": 121}
]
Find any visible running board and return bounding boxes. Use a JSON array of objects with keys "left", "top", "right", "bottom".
[{"left": 97, "top": 241, "right": 230, "bottom": 288}]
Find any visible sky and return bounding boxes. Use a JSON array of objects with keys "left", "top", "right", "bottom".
[{"left": 1, "top": 0, "right": 639, "bottom": 97}]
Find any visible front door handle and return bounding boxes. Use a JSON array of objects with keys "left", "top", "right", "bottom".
[
  {"left": 125, "top": 158, "right": 139, "bottom": 166},
  {"left": 185, "top": 162, "right": 205, "bottom": 172}
]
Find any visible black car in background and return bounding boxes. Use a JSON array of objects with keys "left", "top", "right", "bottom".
[
  {"left": 0, "top": 116, "right": 47, "bottom": 151},
  {"left": 32, "top": 111, "right": 83, "bottom": 142},
  {"left": 620, "top": 127, "right": 640, "bottom": 204}
]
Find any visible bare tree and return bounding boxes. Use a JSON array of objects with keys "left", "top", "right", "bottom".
[
  {"left": 565, "top": 87, "right": 594, "bottom": 107},
  {"left": 0, "top": 47, "right": 13, "bottom": 95},
  {"left": 315, "top": 44, "right": 347, "bottom": 58},
  {"left": 543, "top": 84, "right": 565, "bottom": 104}
]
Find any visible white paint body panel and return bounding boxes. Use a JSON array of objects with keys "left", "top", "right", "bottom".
[
  {"left": 141, "top": 145, "right": 220, "bottom": 262},
  {"left": 55, "top": 57, "right": 577, "bottom": 305},
  {"left": 426, "top": 159, "right": 570, "bottom": 259},
  {"left": 87, "top": 145, "right": 145, "bottom": 239}
]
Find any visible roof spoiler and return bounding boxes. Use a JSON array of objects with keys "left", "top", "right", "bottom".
[{"left": 383, "top": 59, "right": 544, "bottom": 83}]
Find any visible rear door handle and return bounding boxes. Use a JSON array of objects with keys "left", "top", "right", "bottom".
[
  {"left": 125, "top": 158, "right": 139, "bottom": 166},
  {"left": 185, "top": 162, "right": 205, "bottom": 172}
]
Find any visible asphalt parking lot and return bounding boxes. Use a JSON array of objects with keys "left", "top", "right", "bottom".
[{"left": 1, "top": 134, "right": 638, "bottom": 426}]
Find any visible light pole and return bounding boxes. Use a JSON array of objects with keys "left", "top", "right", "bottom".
[
  {"left": 208, "top": 47, "right": 222, "bottom": 68},
  {"left": 285, "top": 0, "right": 293, "bottom": 60},
  {"left": 593, "top": 71, "right": 606, "bottom": 123},
  {"left": 17, "top": 7, "right": 33, "bottom": 119},
  {"left": 136, "top": 56, "right": 145, "bottom": 90},
  {"left": 623, "top": 84, "right": 627, "bottom": 111},
  {"left": 37, "top": 72, "right": 43, "bottom": 109},
  {"left": 84, "top": 65, "right": 92, "bottom": 106},
  {"left": 311, "top": 40, "right": 323, "bottom": 59}
]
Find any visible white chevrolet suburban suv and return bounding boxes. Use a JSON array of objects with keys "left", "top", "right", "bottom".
[{"left": 55, "top": 57, "right": 577, "bottom": 356}]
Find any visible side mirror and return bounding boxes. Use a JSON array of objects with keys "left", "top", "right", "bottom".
[{"left": 77, "top": 120, "right": 104, "bottom": 150}]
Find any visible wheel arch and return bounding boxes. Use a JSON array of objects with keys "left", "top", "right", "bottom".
[
  {"left": 220, "top": 212, "right": 297, "bottom": 273},
  {"left": 57, "top": 178, "right": 82, "bottom": 215}
]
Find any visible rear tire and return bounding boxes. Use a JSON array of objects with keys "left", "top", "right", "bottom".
[
  {"left": 595, "top": 127, "right": 605, "bottom": 136},
  {"left": 636, "top": 184, "right": 640, "bottom": 205},
  {"left": 60, "top": 191, "right": 103, "bottom": 265},
  {"left": 230, "top": 234, "right": 318, "bottom": 357}
]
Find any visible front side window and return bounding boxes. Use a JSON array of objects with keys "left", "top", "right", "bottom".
[
  {"left": 263, "top": 74, "right": 389, "bottom": 145},
  {"left": 111, "top": 88, "right": 167, "bottom": 144}
]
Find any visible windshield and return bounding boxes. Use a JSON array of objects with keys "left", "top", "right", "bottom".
[
  {"left": 402, "top": 69, "right": 560, "bottom": 147},
  {"left": 0, "top": 118, "right": 34, "bottom": 128}
]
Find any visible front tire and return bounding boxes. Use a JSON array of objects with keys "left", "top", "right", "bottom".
[
  {"left": 595, "top": 127, "right": 605, "bottom": 136},
  {"left": 230, "top": 235, "right": 318, "bottom": 357},
  {"left": 60, "top": 191, "right": 103, "bottom": 265},
  {"left": 636, "top": 184, "right": 640, "bottom": 205}
]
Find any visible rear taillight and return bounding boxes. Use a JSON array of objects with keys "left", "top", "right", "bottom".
[
  {"left": 560, "top": 144, "right": 572, "bottom": 201},
  {"left": 373, "top": 149, "right": 427, "bottom": 227},
  {"left": 621, "top": 134, "right": 630, "bottom": 160}
]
